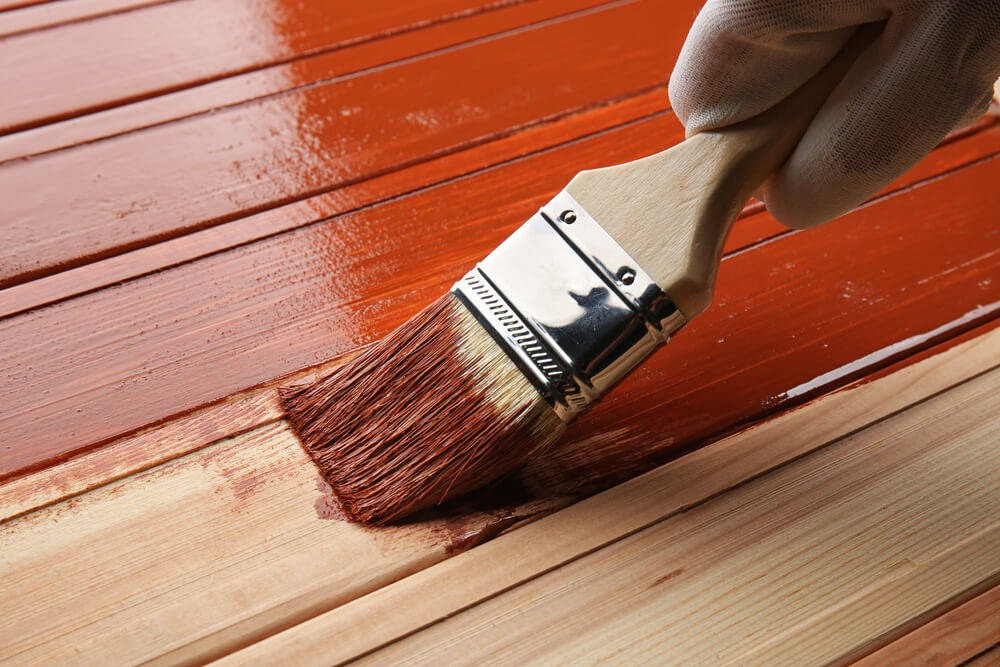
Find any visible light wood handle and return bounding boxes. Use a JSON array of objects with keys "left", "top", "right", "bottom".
[{"left": 566, "top": 26, "right": 879, "bottom": 320}]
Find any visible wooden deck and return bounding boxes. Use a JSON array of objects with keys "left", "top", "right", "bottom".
[{"left": 1, "top": 1, "right": 998, "bottom": 664}]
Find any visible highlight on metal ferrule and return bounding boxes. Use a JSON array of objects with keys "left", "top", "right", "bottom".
[{"left": 452, "top": 190, "right": 686, "bottom": 422}]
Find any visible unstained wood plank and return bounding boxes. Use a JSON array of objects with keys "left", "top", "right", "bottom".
[
  {"left": 856, "top": 583, "right": 1000, "bottom": 666},
  {"left": 0, "top": 419, "right": 569, "bottom": 666},
  {"left": 343, "top": 367, "right": 1000, "bottom": 666}
]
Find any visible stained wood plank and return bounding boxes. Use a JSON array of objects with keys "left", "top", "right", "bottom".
[
  {"left": 0, "top": 0, "right": 549, "bottom": 131},
  {"left": 1, "top": 325, "right": 995, "bottom": 667},
  {"left": 211, "top": 326, "right": 1000, "bottom": 665},
  {"left": 856, "top": 584, "right": 1000, "bottom": 666},
  {"left": 0, "top": 90, "right": 669, "bottom": 319},
  {"left": 342, "top": 368, "right": 1000, "bottom": 666},
  {"left": 0, "top": 0, "right": 618, "bottom": 163},
  {"left": 4, "top": 105, "right": 992, "bottom": 322},
  {"left": 0, "top": 0, "right": 693, "bottom": 286},
  {"left": 3, "top": 106, "right": 994, "bottom": 323},
  {"left": 1, "top": 131, "right": 997, "bottom": 484}
]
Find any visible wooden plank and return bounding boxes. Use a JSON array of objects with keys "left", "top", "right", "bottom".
[
  {"left": 0, "top": 0, "right": 694, "bottom": 286},
  {"left": 856, "top": 584, "right": 1000, "bottom": 666},
  {"left": 0, "top": 418, "right": 571, "bottom": 666},
  {"left": 212, "top": 326, "right": 1000, "bottom": 665},
  {"left": 1, "top": 322, "right": 994, "bottom": 667},
  {"left": 1, "top": 136, "right": 997, "bottom": 483},
  {"left": 338, "top": 367, "right": 1000, "bottom": 666},
  {"left": 0, "top": 0, "right": 551, "bottom": 130},
  {"left": 0, "top": 0, "right": 619, "bottom": 162}
]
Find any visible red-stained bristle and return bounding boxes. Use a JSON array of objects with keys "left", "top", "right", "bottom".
[{"left": 279, "top": 293, "right": 565, "bottom": 525}]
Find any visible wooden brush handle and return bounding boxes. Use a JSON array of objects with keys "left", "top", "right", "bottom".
[{"left": 565, "top": 26, "right": 878, "bottom": 320}]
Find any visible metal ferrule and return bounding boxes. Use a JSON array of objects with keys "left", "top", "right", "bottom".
[{"left": 451, "top": 190, "right": 686, "bottom": 422}]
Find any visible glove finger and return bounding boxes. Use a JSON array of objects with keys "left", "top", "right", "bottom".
[
  {"left": 763, "top": 3, "right": 1000, "bottom": 230},
  {"left": 669, "top": 0, "right": 892, "bottom": 134}
]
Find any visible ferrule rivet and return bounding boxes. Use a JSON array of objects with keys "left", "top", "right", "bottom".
[
  {"left": 559, "top": 210, "right": 577, "bottom": 224},
  {"left": 617, "top": 267, "right": 636, "bottom": 285}
]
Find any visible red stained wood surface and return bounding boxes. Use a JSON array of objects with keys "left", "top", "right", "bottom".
[
  {"left": 1, "top": 110, "right": 998, "bottom": 481},
  {"left": 0, "top": 0, "right": 547, "bottom": 130},
  {"left": 0, "top": 0, "right": 617, "bottom": 163},
  {"left": 0, "top": 0, "right": 695, "bottom": 288},
  {"left": 1, "top": 0, "right": 997, "bottom": 534}
]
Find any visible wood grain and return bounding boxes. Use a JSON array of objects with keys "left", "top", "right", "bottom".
[
  {"left": 965, "top": 645, "right": 1000, "bottom": 667},
  {"left": 856, "top": 584, "right": 1000, "bottom": 666},
  {"left": 1, "top": 117, "right": 997, "bottom": 483},
  {"left": 215, "top": 325, "right": 1000, "bottom": 665},
  {"left": 0, "top": 416, "right": 569, "bottom": 666},
  {"left": 1, "top": 326, "right": 993, "bottom": 667},
  {"left": 3, "top": 103, "right": 992, "bottom": 321},
  {"left": 347, "top": 367, "right": 1000, "bottom": 666}
]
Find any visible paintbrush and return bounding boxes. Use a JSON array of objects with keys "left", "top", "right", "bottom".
[{"left": 280, "top": 28, "right": 876, "bottom": 525}]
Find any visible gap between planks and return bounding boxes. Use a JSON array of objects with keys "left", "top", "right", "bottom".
[
  {"left": 210, "top": 325, "right": 1000, "bottom": 665},
  {"left": 854, "top": 581, "right": 1000, "bottom": 665},
  {"left": 0, "top": 0, "right": 697, "bottom": 287},
  {"left": 0, "top": 89, "right": 670, "bottom": 320},
  {"left": 0, "top": 0, "right": 634, "bottom": 134}
]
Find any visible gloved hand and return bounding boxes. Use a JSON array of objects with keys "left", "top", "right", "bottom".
[{"left": 668, "top": 1, "right": 1000, "bottom": 229}]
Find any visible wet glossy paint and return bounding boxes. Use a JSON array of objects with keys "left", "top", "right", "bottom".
[
  {"left": 0, "top": 0, "right": 997, "bottom": 516},
  {"left": 1, "top": 117, "right": 997, "bottom": 479},
  {"left": 0, "top": 0, "right": 618, "bottom": 162},
  {"left": 0, "top": 0, "right": 548, "bottom": 129},
  {"left": 0, "top": 0, "right": 694, "bottom": 287}
]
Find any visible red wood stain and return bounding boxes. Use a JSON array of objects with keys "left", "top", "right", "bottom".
[
  {"left": 0, "top": 0, "right": 696, "bottom": 287},
  {"left": 1, "top": 116, "right": 997, "bottom": 482},
  {"left": 314, "top": 475, "right": 349, "bottom": 521},
  {"left": 0, "top": 0, "right": 534, "bottom": 130},
  {"left": 0, "top": 0, "right": 617, "bottom": 163},
  {"left": 0, "top": 0, "right": 998, "bottom": 539}
]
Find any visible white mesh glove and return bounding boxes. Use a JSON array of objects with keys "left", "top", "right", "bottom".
[{"left": 668, "top": 1, "right": 1000, "bottom": 229}]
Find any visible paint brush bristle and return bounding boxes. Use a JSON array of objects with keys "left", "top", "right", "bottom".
[{"left": 279, "top": 293, "right": 565, "bottom": 525}]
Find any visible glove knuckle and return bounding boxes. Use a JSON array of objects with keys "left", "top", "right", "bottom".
[{"left": 702, "top": 0, "right": 817, "bottom": 41}]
